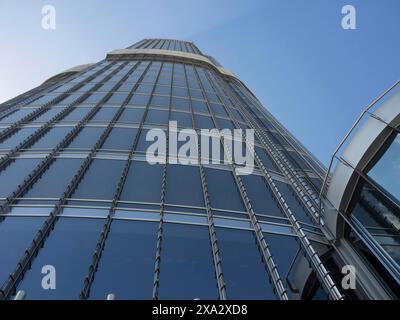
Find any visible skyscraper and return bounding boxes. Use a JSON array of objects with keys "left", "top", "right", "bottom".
[{"left": 0, "top": 39, "right": 396, "bottom": 300}]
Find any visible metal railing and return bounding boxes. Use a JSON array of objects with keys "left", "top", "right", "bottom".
[{"left": 318, "top": 80, "right": 400, "bottom": 218}]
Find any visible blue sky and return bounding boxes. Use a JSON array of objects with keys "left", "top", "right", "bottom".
[{"left": 0, "top": 0, "right": 399, "bottom": 165}]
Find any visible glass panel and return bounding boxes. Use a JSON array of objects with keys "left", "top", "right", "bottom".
[
  {"left": 119, "top": 107, "right": 145, "bottom": 123},
  {"left": 128, "top": 94, "right": 150, "bottom": 106},
  {"left": 23, "top": 158, "right": 84, "bottom": 199},
  {"left": 101, "top": 127, "right": 137, "bottom": 151},
  {"left": 204, "top": 168, "right": 245, "bottom": 212},
  {"left": 71, "top": 159, "right": 124, "bottom": 201},
  {"left": 0, "top": 217, "right": 45, "bottom": 285},
  {"left": 67, "top": 127, "right": 104, "bottom": 149},
  {"left": 29, "top": 127, "right": 72, "bottom": 150},
  {"left": 32, "top": 108, "right": 64, "bottom": 123},
  {"left": 0, "top": 159, "right": 41, "bottom": 197},
  {"left": 106, "top": 93, "right": 128, "bottom": 105},
  {"left": 216, "top": 227, "right": 276, "bottom": 299},
  {"left": 191, "top": 100, "right": 209, "bottom": 113},
  {"left": 120, "top": 161, "right": 163, "bottom": 204},
  {"left": 349, "top": 177, "right": 400, "bottom": 266},
  {"left": 89, "top": 220, "right": 157, "bottom": 299},
  {"left": 194, "top": 114, "right": 214, "bottom": 129},
  {"left": 274, "top": 181, "right": 313, "bottom": 224},
  {"left": 145, "top": 109, "right": 169, "bottom": 125},
  {"left": 90, "top": 107, "right": 118, "bottom": 122},
  {"left": 368, "top": 132, "right": 400, "bottom": 202},
  {"left": 171, "top": 97, "right": 190, "bottom": 111},
  {"left": 62, "top": 107, "right": 93, "bottom": 122},
  {"left": 170, "top": 111, "right": 192, "bottom": 128},
  {"left": 16, "top": 218, "right": 104, "bottom": 299},
  {"left": 255, "top": 146, "right": 279, "bottom": 172},
  {"left": 0, "top": 127, "right": 37, "bottom": 150},
  {"left": 158, "top": 223, "right": 218, "bottom": 299},
  {"left": 241, "top": 175, "right": 283, "bottom": 217},
  {"left": 0, "top": 109, "right": 35, "bottom": 123},
  {"left": 165, "top": 164, "right": 204, "bottom": 207}
]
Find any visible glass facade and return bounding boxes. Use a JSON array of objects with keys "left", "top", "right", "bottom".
[{"left": 0, "top": 39, "right": 340, "bottom": 300}]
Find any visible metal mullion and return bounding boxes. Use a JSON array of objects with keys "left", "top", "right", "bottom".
[
  {"left": 0, "top": 61, "right": 129, "bottom": 214},
  {"left": 234, "top": 101, "right": 322, "bottom": 222},
  {"left": 183, "top": 63, "right": 228, "bottom": 300},
  {"left": 0, "top": 61, "right": 139, "bottom": 300},
  {"left": 0, "top": 63, "right": 120, "bottom": 173},
  {"left": 78, "top": 61, "right": 154, "bottom": 299},
  {"left": 210, "top": 73, "right": 344, "bottom": 300},
  {"left": 193, "top": 65, "right": 289, "bottom": 300},
  {"left": 215, "top": 75, "right": 322, "bottom": 221},
  {"left": 152, "top": 61, "right": 171, "bottom": 300},
  {"left": 233, "top": 82, "right": 326, "bottom": 180},
  {"left": 232, "top": 82, "right": 325, "bottom": 202}
]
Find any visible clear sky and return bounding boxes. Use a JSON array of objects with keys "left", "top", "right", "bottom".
[{"left": 0, "top": 0, "right": 399, "bottom": 165}]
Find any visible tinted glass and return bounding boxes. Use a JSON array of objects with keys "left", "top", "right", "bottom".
[
  {"left": 16, "top": 218, "right": 104, "bottom": 299},
  {"left": 67, "top": 127, "right": 104, "bottom": 149},
  {"left": 23, "top": 158, "right": 84, "bottom": 199},
  {"left": 89, "top": 220, "right": 157, "bottom": 299},
  {"left": 71, "top": 160, "right": 124, "bottom": 201},
  {"left": 204, "top": 168, "right": 245, "bottom": 212},
  {"left": 29, "top": 127, "right": 71, "bottom": 150},
  {"left": 120, "top": 161, "right": 163, "bottom": 204},
  {"left": 101, "top": 127, "right": 138, "bottom": 151},
  {"left": 0, "top": 217, "right": 45, "bottom": 284},
  {"left": 158, "top": 223, "right": 217, "bottom": 299},
  {"left": 165, "top": 165, "right": 204, "bottom": 207},
  {"left": 0, "top": 127, "right": 37, "bottom": 150},
  {"left": 0, "top": 159, "right": 41, "bottom": 197},
  {"left": 216, "top": 227, "right": 275, "bottom": 299}
]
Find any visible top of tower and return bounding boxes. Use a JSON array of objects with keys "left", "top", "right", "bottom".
[{"left": 127, "top": 38, "right": 203, "bottom": 55}]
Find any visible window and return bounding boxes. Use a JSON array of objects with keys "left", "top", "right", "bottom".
[
  {"left": 127, "top": 94, "right": 150, "bottom": 106},
  {"left": 165, "top": 165, "right": 204, "bottom": 207},
  {"left": 204, "top": 168, "right": 245, "bottom": 212},
  {"left": 29, "top": 127, "right": 72, "bottom": 150},
  {"left": 101, "top": 127, "right": 138, "bottom": 151},
  {"left": 106, "top": 93, "right": 128, "bottom": 105},
  {"left": 171, "top": 97, "right": 190, "bottom": 111},
  {"left": 191, "top": 100, "right": 209, "bottom": 114},
  {"left": 67, "top": 127, "right": 104, "bottom": 149},
  {"left": 62, "top": 107, "right": 93, "bottom": 122},
  {"left": 367, "top": 132, "right": 400, "bottom": 202},
  {"left": 194, "top": 114, "right": 214, "bottom": 130},
  {"left": 255, "top": 146, "right": 278, "bottom": 172},
  {"left": 158, "top": 224, "right": 218, "bottom": 299},
  {"left": 119, "top": 107, "right": 145, "bottom": 123},
  {"left": 150, "top": 95, "right": 169, "bottom": 108},
  {"left": 210, "top": 103, "right": 228, "bottom": 117},
  {"left": 71, "top": 159, "right": 124, "bottom": 201},
  {"left": 170, "top": 111, "right": 192, "bottom": 128},
  {"left": 0, "top": 159, "right": 41, "bottom": 197},
  {"left": 16, "top": 218, "right": 104, "bottom": 299},
  {"left": 145, "top": 109, "right": 169, "bottom": 125},
  {"left": 23, "top": 158, "right": 84, "bottom": 199},
  {"left": 241, "top": 175, "right": 282, "bottom": 217},
  {"left": 90, "top": 107, "right": 118, "bottom": 122},
  {"left": 119, "top": 161, "right": 163, "bottom": 204},
  {"left": 82, "top": 93, "right": 107, "bottom": 104},
  {"left": 216, "top": 227, "right": 276, "bottom": 299},
  {"left": 32, "top": 108, "right": 65, "bottom": 123},
  {"left": 0, "top": 109, "right": 35, "bottom": 124},
  {"left": 0, "top": 127, "right": 37, "bottom": 150},
  {"left": 89, "top": 220, "right": 157, "bottom": 299},
  {"left": 0, "top": 217, "right": 45, "bottom": 285},
  {"left": 274, "top": 181, "right": 313, "bottom": 224},
  {"left": 216, "top": 118, "right": 235, "bottom": 131}
]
